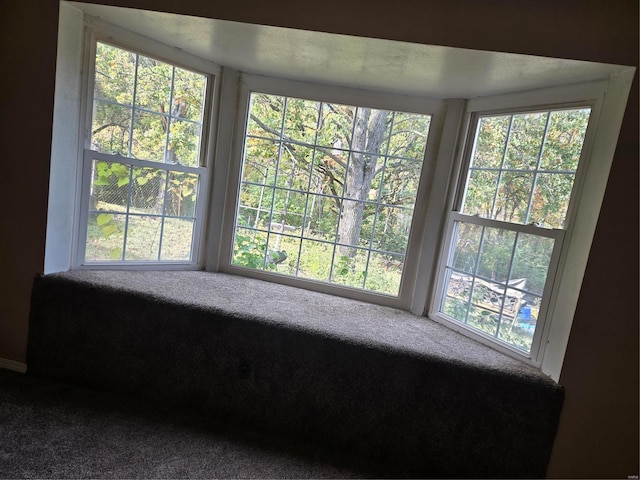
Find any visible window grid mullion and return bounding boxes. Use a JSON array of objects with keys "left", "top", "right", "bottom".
[
  {"left": 296, "top": 102, "right": 325, "bottom": 277},
  {"left": 489, "top": 114, "right": 514, "bottom": 219},
  {"left": 261, "top": 97, "right": 288, "bottom": 270},
  {"left": 329, "top": 106, "right": 359, "bottom": 283},
  {"left": 523, "top": 112, "right": 552, "bottom": 225},
  {"left": 162, "top": 66, "right": 177, "bottom": 162},
  {"left": 121, "top": 165, "right": 135, "bottom": 261},
  {"left": 127, "top": 53, "right": 140, "bottom": 158},
  {"left": 494, "top": 231, "right": 520, "bottom": 338}
]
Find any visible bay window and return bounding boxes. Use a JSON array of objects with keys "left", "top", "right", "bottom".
[{"left": 48, "top": 4, "right": 633, "bottom": 378}]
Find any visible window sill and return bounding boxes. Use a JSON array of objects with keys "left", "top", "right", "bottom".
[{"left": 46, "top": 269, "right": 551, "bottom": 382}]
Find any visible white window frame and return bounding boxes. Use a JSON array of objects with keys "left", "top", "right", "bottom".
[
  {"left": 211, "top": 73, "right": 447, "bottom": 310},
  {"left": 72, "top": 27, "right": 219, "bottom": 269},
  {"left": 428, "top": 84, "right": 607, "bottom": 368}
]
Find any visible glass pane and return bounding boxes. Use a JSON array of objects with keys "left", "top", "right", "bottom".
[
  {"left": 284, "top": 98, "right": 320, "bottom": 143},
  {"left": 238, "top": 184, "right": 272, "bottom": 228},
  {"left": 540, "top": 108, "right": 590, "bottom": 171},
  {"left": 276, "top": 143, "right": 313, "bottom": 190},
  {"left": 167, "top": 119, "right": 201, "bottom": 166},
  {"left": 265, "top": 235, "right": 297, "bottom": 273},
  {"left": 131, "top": 111, "right": 167, "bottom": 161},
  {"left": 85, "top": 212, "right": 126, "bottom": 261},
  {"left": 243, "top": 139, "right": 279, "bottom": 186},
  {"left": 450, "top": 222, "right": 482, "bottom": 274},
  {"left": 90, "top": 160, "right": 131, "bottom": 211},
  {"left": 498, "top": 295, "right": 541, "bottom": 352},
  {"left": 331, "top": 248, "right": 368, "bottom": 289},
  {"left": 338, "top": 199, "right": 370, "bottom": 248},
  {"left": 303, "top": 193, "right": 339, "bottom": 241},
  {"left": 388, "top": 112, "right": 430, "bottom": 160},
  {"left": 351, "top": 108, "right": 391, "bottom": 155},
  {"left": 530, "top": 173, "right": 574, "bottom": 228},
  {"left": 130, "top": 167, "right": 166, "bottom": 215},
  {"left": 173, "top": 67, "right": 207, "bottom": 122},
  {"left": 160, "top": 217, "right": 194, "bottom": 261},
  {"left": 248, "top": 93, "right": 284, "bottom": 139},
  {"left": 461, "top": 169, "right": 499, "bottom": 218},
  {"left": 91, "top": 101, "right": 131, "bottom": 155},
  {"left": 235, "top": 95, "right": 430, "bottom": 295},
  {"left": 365, "top": 252, "right": 403, "bottom": 296},
  {"left": 511, "top": 234, "right": 554, "bottom": 296},
  {"left": 233, "top": 228, "right": 268, "bottom": 269},
  {"left": 493, "top": 171, "right": 534, "bottom": 224},
  {"left": 94, "top": 42, "right": 135, "bottom": 105},
  {"left": 504, "top": 112, "right": 548, "bottom": 170},
  {"left": 165, "top": 172, "right": 198, "bottom": 218},
  {"left": 134, "top": 55, "right": 172, "bottom": 113},
  {"left": 312, "top": 149, "right": 347, "bottom": 197},
  {"left": 316, "top": 103, "right": 355, "bottom": 149},
  {"left": 477, "top": 227, "right": 516, "bottom": 284},
  {"left": 298, "top": 239, "right": 333, "bottom": 282},
  {"left": 380, "top": 159, "right": 422, "bottom": 208},
  {"left": 471, "top": 115, "right": 510, "bottom": 168},
  {"left": 468, "top": 304, "right": 499, "bottom": 336},
  {"left": 441, "top": 270, "right": 471, "bottom": 322},
  {"left": 372, "top": 206, "right": 411, "bottom": 254},
  {"left": 124, "top": 215, "right": 161, "bottom": 260}
]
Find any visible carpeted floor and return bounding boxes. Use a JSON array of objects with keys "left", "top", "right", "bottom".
[{"left": 0, "top": 369, "right": 375, "bottom": 479}]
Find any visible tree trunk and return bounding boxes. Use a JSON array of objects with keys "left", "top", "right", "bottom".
[{"left": 337, "top": 108, "right": 388, "bottom": 257}]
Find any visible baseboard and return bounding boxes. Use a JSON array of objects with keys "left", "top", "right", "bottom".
[{"left": 0, "top": 358, "right": 27, "bottom": 373}]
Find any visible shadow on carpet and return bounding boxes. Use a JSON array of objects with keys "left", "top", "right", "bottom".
[{"left": 0, "top": 369, "right": 377, "bottom": 479}]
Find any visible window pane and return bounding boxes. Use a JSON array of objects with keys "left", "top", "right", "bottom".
[
  {"left": 91, "top": 101, "right": 131, "bottom": 155},
  {"left": 461, "top": 170, "right": 499, "bottom": 218},
  {"left": 530, "top": 173, "right": 573, "bottom": 228},
  {"left": 165, "top": 172, "right": 198, "bottom": 218},
  {"left": 297, "top": 239, "right": 332, "bottom": 282},
  {"left": 160, "top": 218, "right": 194, "bottom": 261},
  {"left": 450, "top": 222, "right": 482, "bottom": 274},
  {"left": 462, "top": 108, "right": 590, "bottom": 227},
  {"left": 85, "top": 212, "right": 126, "bottom": 261},
  {"left": 173, "top": 67, "right": 206, "bottom": 123},
  {"left": 540, "top": 109, "right": 590, "bottom": 171},
  {"left": 168, "top": 119, "right": 202, "bottom": 167},
  {"left": 477, "top": 227, "right": 516, "bottom": 284},
  {"left": 94, "top": 43, "right": 135, "bottom": 105},
  {"left": 440, "top": 220, "right": 556, "bottom": 354},
  {"left": 132, "top": 111, "right": 167, "bottom": 161},
  {"left": 85, "top": 42, "right": 207, "bottom": 265},
  {"left": 134, "top": 55, "right": 172, "bottom": 112},
  {"left": 124, "top": 215, "right": 162, "bottom": 261},
  {"left": 90, "top": 160, "right": 131, "bottom": 210},
  {"left": 493, "top": 171, "right": 534, "bottom": 224},
  {"left": 233, "top": 93, "right": 431, "bottom": 295},
  {"left": 510, "top": 234, "right": 554, "bottom": 296},
  {"left": 284, "top": 98, "right": 320, "bottom": 143},
  {"left": 470, "top": 115, "right": 509, "bottom": 168},
  {"left": 248, "top": 93, "right": 284, "bottom": 138},
  {"left": 388, "top": 112, "right": 430, "bottom": 160}
]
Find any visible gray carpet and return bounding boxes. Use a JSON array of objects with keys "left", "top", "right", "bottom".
[
  {"left": 27, "top": 270, "right": 564, "bottom": 477},
  {"left": 0, "top": 369, "right": 373, "bottom": 479}
]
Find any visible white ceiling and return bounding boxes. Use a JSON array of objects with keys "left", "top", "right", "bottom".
[{"left": 68, "top": 1, "right": 626, "bottom": 99}]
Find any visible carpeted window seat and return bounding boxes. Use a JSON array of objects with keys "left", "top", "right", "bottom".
[{"left": 28, "top": 270, "right": 564, "bottom": 478}]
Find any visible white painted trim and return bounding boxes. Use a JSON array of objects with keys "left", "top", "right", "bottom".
[
  {"left": 540, "top": 69, "right": 636, "bottom": 380},
  {"left": 0, "top": 358, "right": 27, "bottom": 374},
  {"left": 84, "top": 14, "right": 221, "bottom": 76}
]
